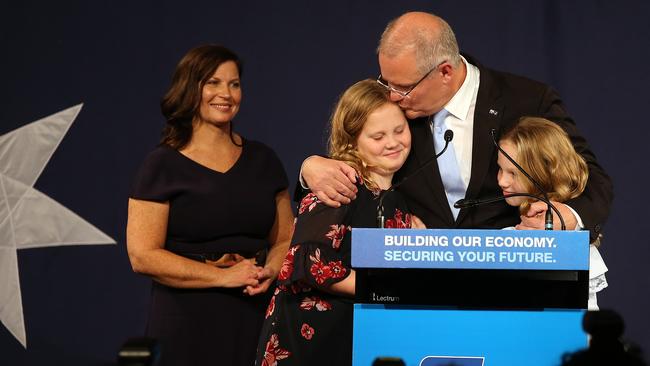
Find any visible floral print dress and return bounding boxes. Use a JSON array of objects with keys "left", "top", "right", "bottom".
[{"left": 255, "top": 184, "right": 413, "bottom": 366}]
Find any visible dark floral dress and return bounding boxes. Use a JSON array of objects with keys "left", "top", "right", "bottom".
[{"left": 255, "top": 184, "right": 413, "bottom": 366}]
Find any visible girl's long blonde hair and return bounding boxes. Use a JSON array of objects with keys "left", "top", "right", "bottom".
[
  {"left": 500, "top": 116, "right": 588, "bottom": 214},
  {"left": 327, "top": 79, "right": 393, "bottom": 191}
]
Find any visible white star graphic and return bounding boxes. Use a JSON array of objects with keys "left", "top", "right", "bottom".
[{"left": 0, "top": 104, "right": 115, "bottom": 348}]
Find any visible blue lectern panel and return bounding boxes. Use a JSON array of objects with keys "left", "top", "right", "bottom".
[
  {"left": 352, "top": 229, "right": 589, "bottom": 270},
  {"left": 353, "top": 304, "right": 586, "bottom": 366}
]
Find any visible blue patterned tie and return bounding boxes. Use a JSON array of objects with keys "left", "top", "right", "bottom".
[{"left": 433, "top": 109, "right": 465, "bottom": 219}]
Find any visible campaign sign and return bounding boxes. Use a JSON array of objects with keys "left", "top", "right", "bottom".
[{"left": 351, "top": 228, "right": 588, "bottom": 270}]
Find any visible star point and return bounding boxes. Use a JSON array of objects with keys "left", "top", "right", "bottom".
[{"left": 0, "top": 104, "right": 115, "bottom": 348}]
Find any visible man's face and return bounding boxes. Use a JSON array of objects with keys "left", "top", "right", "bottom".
[{"left": 378, "top": 51, "right": 449, "bottom": 119}]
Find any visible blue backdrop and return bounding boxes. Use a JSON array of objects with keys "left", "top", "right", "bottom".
[{"left": 1, "top": 1, "right": 648, "bottom": 364}]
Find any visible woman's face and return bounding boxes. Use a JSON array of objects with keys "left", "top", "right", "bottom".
[
  {"left": 356, "top": 102, "right": 411, "bottom": 178},
  {"left": 197, "top": 60, "right": 242, "bottom": 125},
  {"left": 497, "top": 139, "right": 527, "bottom": 207}
]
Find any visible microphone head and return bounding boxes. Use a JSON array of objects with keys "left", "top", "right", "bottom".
[{"left": 444, "top": 129, "right": 453, "bottom": 142}]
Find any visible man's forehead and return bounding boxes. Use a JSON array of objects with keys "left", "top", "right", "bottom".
[{"left": 378, "top": 50, "right": 421, "bottom": 85}]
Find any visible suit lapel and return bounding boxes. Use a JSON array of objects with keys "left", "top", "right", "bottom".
[
  {"left": 410, "top": 117, "right": 455, "bottom": 223},
  {"left": 457, "top": 62, "right": 503, "bottom": 224}
]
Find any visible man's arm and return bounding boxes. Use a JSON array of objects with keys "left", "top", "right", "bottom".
[{"left": 295, "top": 155, "right": 359, "bottom": 207}]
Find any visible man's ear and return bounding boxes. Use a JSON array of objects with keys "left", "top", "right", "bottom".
[{"left": 440, "top": 62, "right": 454, "bottom": 79}]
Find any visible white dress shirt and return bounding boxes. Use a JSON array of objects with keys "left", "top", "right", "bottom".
[{"left": 433, "top": 56, "right": 480, "bottom": 190}]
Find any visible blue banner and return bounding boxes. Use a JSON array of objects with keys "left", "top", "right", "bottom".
[{"left": 351, "top": 229, "right": 588, "bottom": 270}]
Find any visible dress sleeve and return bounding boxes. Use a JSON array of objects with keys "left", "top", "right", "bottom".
[
  {"left": 276, "top": 193, "right": 352, "bottom": 291},
  {"left": 264, "top": 145, "right": 289, "bottom": 194},
  {"left": 129, "top": 146, "right": 178, "bottom": 202}
]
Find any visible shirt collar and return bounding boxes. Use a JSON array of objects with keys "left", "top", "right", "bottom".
[{"left": 444, "top": 55, "right": 479, "bottom": 121}]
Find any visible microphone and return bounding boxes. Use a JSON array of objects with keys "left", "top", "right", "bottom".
[
  {"left": 454, "top": 193, "right": 566, "bottom": 230},
  {"left": 487, "top": 129, "right": 563, "bottom": 230},
  {"left": 377, "top": 129, "right": 454, "bottom": 228}
]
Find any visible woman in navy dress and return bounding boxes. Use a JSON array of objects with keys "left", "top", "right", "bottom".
[
  {"left": 255, "top": 80, "right": 424, "bottom": 366},
  {"left": 126, "top": 45, "right": 294, "bottom": 366}
]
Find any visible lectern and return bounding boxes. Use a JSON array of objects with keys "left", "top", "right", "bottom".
[{"left": 352, "top": 229, "right": 589, "bottom": 366}]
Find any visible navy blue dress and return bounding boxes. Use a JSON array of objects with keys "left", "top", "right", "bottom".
[{"left": 130, "top": 139, "right": 288, "bottom": 366}]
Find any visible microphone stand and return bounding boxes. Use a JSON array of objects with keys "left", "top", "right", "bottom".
[
  {"left": 377, "top": 129, "right": 454, "bottom": 228},
  {"left": 454, "top": 193, "right": 566, "bottom": 230},
  {"left": 490, "top": 129, "right": 555, "bottom": 230}
]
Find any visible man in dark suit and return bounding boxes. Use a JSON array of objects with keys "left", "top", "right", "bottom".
[{"left": 301, "top": 12, "right": 612, "bottom": 240}]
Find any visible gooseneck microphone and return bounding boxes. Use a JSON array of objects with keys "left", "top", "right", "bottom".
[
  {"left": 489, "top": 129, "right": 564, "bottom": 230},
  {"left": 377, "top": 130, "right": 454, "bottom": 228},
  {"left": 454, "top": 193, "right": 566, "bottom": 230}
]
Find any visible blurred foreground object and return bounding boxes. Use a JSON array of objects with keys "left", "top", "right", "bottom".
[{"left": 117, "top": 337, "right": 159, "bottom": 366}]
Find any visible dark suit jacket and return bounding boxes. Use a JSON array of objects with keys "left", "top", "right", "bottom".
[{"left": 394, "top": 55, "right": 613, "bottom": 241}]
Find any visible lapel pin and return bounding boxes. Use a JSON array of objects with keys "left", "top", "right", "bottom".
[{"left": 488, "top": 109, "right": 499, "bottom": 116}]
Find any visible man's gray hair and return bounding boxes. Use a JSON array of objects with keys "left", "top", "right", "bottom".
[{"left": 378, "top": 14, "right": 462, "bottom": 74}]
